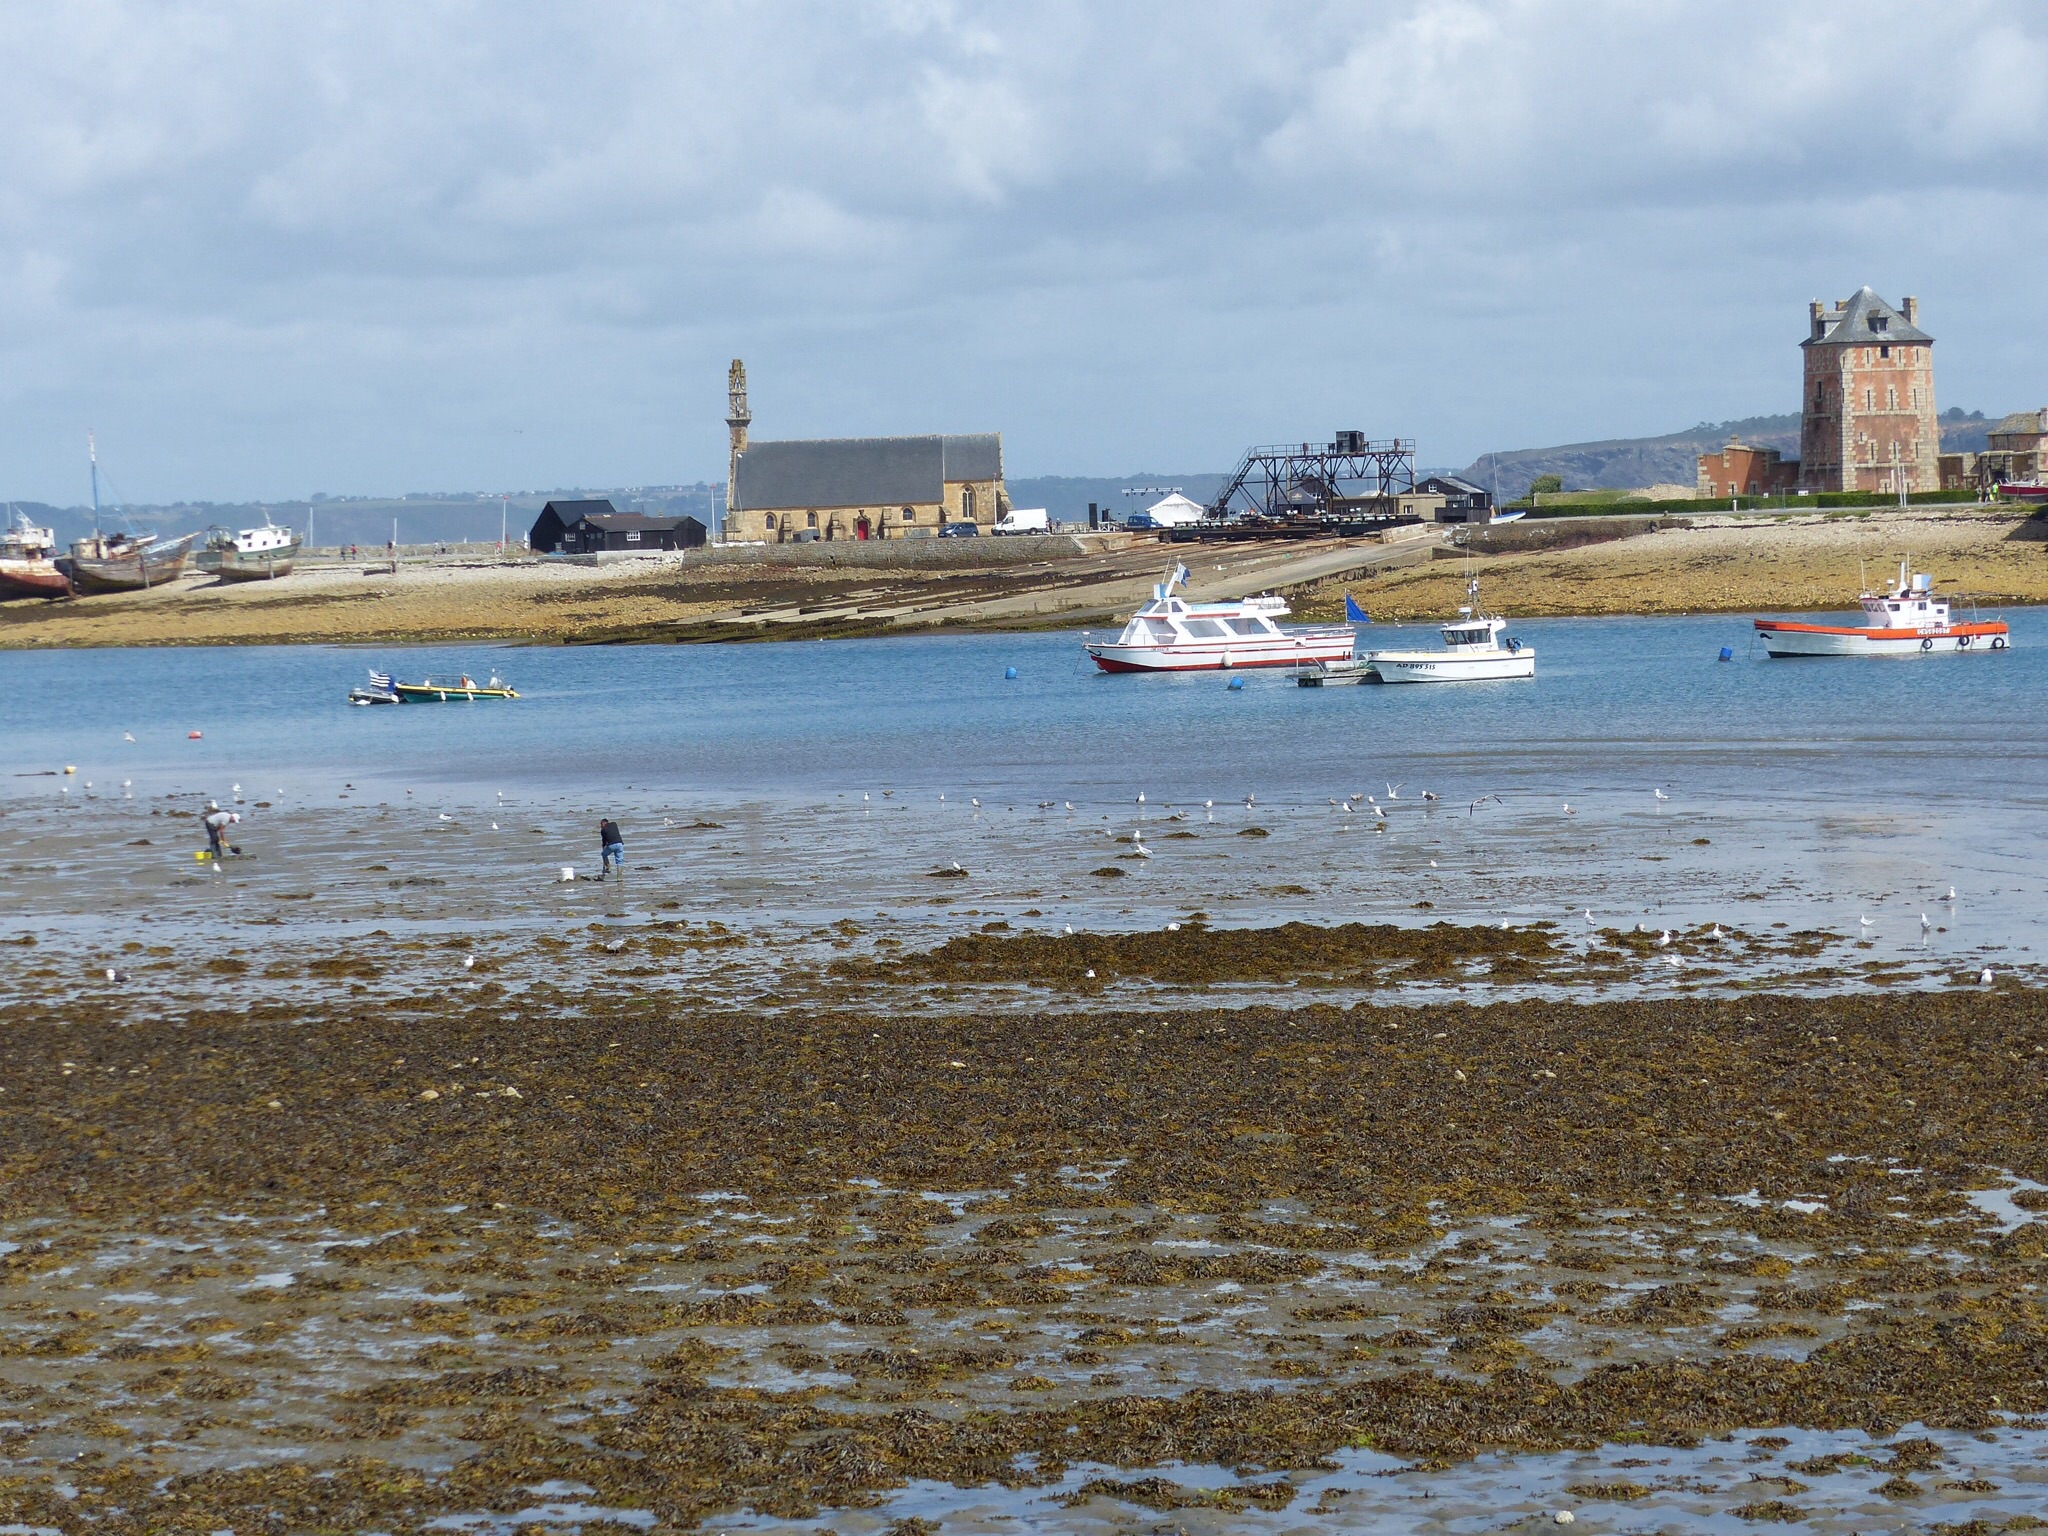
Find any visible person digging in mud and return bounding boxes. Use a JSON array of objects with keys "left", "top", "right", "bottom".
[
  {"left": 202, "top": 805, "right": 241, "bottom": 861},
  {"left": 598, "top": 817, "right": 624, "bottom": 879}
]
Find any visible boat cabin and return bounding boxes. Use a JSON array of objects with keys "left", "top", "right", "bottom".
[
  {"left": 1112, "top": 592, "right": 1291, "bottom": 647},
  {"left": 1860, "top": 567, "right": 1949, "bottom": 630},
  {"left": 230, "top": 524, "right": 295, "bottom": 554}
]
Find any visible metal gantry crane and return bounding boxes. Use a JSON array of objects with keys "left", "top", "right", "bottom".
[{"left": 1201, "top": 431, "right": 1418, "bottom": 536}]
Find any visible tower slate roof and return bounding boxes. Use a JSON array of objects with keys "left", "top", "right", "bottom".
[
  {"left": 732, "top": 433, "right": 1002, "bottom": 511},
  {"left": 1805, "top": 287, "right": 1932, "bottom": 346}
]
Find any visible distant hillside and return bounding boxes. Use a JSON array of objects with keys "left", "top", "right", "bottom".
[
  {"left": 1457, "top": 410, "right": 1992, "bottom": 499},
  {"left": 3, "top": 486, "right": 724, "bottom": 550}
]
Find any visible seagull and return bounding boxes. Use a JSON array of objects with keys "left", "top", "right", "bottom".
[
  {"left": 949, "top": 860, "right": 964, "bottom": 873},
  {"left": 438, "top": 812, "right": 454, "bottom": 822},
  {"left": 122, "top": 732, "right": 135, "bottom": 743},
  {"left": 970, "top": 797, "right": 981, "bottom": 808},
  {"left": 1946, "top": 886, "right": 1958, "bottom": 902},
  {"left": 1136, "top": 792, "right": 1145, "bottom": 806},
  {"left": 1085, "top": 968, "right": 1096, "bottom": 978},
  {"left": 1429, "top": 859, "right": 1438, "bottom": 868},
  {"left": 1421, "top": 791, "right": 1439, "bottom": 802},
  {"left": 231, "top": 784, "right": 241, "bottom": 799},
  {"left": 104, "top": 967, "right": 125, "bottom": 982},
  {"left": 863, "top": 791, "right": 870, "bottom": 802},
  {"left": 1372, "top": 804, "right": 1386, "bottom": 821},
  {"left": 1386, "top": 783, "right": 1401, "bottom": 800},
  {"left": 1203, "top": 799, "right": 1214, "bottom": 810},
  {"left": 1500, "top": 918, "right": 1513, "bottom": 930},
  {"left": 1166, "top": 921, "right": 1180, "bottom": 931},
  {"left": 1063, "top": 924, "right": 1074, "bottom": 935},
  {"left": 939, "top": 793, "right": 946, "bottom": 803},
  {"left": 462, "top": 954, "right": 475, "bottom": 970},
  {"left": 1065, "top": 801, "right": 1075, "bottom": 812},
  {"left": 1920, "top": 912, "right": 1932, "bottom": 932},
  {"left": 1708, "top": 924, "right": 1724, "bottom": 941},
  {"left": 1244, "top": 793, "right": 1256, "bottom": 807},
  {"left": 1981, "top": 967, "right": 1995, "bottom": 985},
  {"left": 1562, "top": 802, "right": 1576, "bottom": 816},
  {"left": 1653, "top": 788, "right": 1669, "bottom": 802},
  {"left": 1468, "top": 795, "right": 1499, "bottom": 817},
  {"left": 1859, "top": 914, "right": 1875, "bottom": 928},
  {"left": 602, "top": 938, "right": 626, "bottom": 953},
  {"left": 1658, "top": 929, "right": 1672, "bottom": 947},
  {"left": 1665, "top": 953, "right": 1686, "bottom": 969},
  {"left": 490, "top": 822, "right": 499, "bottom": 831},
  {"left": 1584, "top": 910, "right": 1596, "bottom": 926}
]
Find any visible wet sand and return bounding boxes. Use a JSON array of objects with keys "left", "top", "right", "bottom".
[
  {"left": 6, "top": 507, "right": 2042, "bottom": 650},
  {"left": 1305, "top": 505, "right": 2048, "bottom": 622},
  {"left": 5, "top": 789, "right": 2048, "bottom": 1532}
]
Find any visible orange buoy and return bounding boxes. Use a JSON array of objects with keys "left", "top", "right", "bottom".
[{"left": 188, "top": 730, "right": 202, "bottom": 739}]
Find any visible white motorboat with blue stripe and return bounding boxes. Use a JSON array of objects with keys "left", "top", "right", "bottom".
[{"left": 1312, "top": 579, "right": 1534, "bottom": 684}]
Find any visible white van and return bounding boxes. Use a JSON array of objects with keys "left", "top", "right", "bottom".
[{"left": 992, "top": 508, "right": 1050, "bottom": 535}]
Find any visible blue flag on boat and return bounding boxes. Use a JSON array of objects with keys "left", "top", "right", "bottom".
[{"left": 1344, "top": 593, "right": 1371, "bottom": 623}]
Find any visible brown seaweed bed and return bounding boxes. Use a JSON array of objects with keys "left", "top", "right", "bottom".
[{"left": 4, "top": 934, "right": 2048, "bottom": 1532}]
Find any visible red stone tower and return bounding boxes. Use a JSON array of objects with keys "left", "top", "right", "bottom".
[{"left": 1799, "top": 289, "right": 1938, "bottom": 494}]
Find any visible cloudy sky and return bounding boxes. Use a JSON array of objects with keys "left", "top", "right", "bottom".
[{"left": 3, "top": 0, "right": 2044, "bottom": 503}]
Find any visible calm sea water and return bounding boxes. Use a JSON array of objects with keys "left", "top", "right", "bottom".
[{"left": 5, "top": 612, "right": 2045, "bottom": 812}]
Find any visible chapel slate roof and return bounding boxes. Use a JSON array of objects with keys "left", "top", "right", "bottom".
[
  {"left": 733, "top": 433, "right": 1002, "bottom": 511},
  {"left": 1806, "top": 287, "right": 1932, "bottom": 346}
]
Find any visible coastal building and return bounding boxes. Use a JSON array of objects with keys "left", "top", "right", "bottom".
[
  {"left": 1696, "top": 440, "right": 1798, "bottom": 498},
  {"left": 720, "top": 360, "right": 1007, "bottom": 542},
  {"left": 1943, "top": 409, "right": 2048, "bottom": 493},
  {"left": 528, "top": 499, "right": 618, "bottom": 553},
  {"left": 1798, "top": 289, "right": 1939, "bottom": 495},
  {"left": 1416, "top": 474, "right": 1493, "bottom": 522},
  {"left": 528, "top": 499, "right": 706, "bottom": 554}
]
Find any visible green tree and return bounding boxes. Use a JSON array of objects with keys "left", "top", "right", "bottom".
[{"left": 1527, "top": 473, "right": 1563, "bottom": 498}]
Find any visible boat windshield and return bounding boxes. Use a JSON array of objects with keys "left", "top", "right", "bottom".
[{"left": 1443, "top": 627, "right": 1490, "bottom": 646}]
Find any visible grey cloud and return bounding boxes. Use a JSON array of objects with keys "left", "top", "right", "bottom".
[{"left": 2, "top": 0, "right": 2044, "bottom": 503}]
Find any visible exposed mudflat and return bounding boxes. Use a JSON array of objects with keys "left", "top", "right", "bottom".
[{"left": 5, "top": 961, "right": 2047, "bottom": 1532}]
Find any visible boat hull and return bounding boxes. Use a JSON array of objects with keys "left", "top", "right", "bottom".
[
  {"left": 1753, "top": 619, "right": 2010, "bottom": 657},
  {"left": 66, "top": 534, "right": 198, "bottom": 594},
  {"left": 1363, "top": 648, "right": 1537, "bottom": 683},
  {"left": 203, "top": 541, "right": 301, "bottom": 582},
  {"left": 0, "top": 559, "right": 70, "bottom": 598},
  {"left": 1088, "top": 629, "right": 1356, "bottom": 673},
  {"left": 392, "top": 683, "right": 520, "bottom": 702}
]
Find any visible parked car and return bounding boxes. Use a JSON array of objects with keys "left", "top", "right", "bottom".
[
  {"left": 939, "top": 521, "right": 979, "bottom": 537},
  {"left": 1123, "top": 512, "right": 1159, "bottom": 530}
]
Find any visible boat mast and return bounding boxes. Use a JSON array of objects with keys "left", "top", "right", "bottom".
[{"left": 88, "top": 430, "right": 100, "bottom": 533}]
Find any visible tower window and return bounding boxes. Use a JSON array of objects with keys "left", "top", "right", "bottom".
[
  {"left": 1879, "top": 344, "right": 1890, "bottom": 358},
  {"left": 1870, "top": 315, "right": 1888, "bottom": 332},
  {"left": 902, "top": 507, "right": 914, "bottom": 521},
  {"left": 807, "top": 511, "right": 818, "bottom": 528}
]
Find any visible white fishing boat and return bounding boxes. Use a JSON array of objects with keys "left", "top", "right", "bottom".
[
  {"left": 199, "top": 516, "right": 301, "bottom": 581},
  {"left": 1323, "top": 578, "right": 1534, "bottom": 684},
  {"left": 1752, "top": 561, "right": 2010, "bottom": 657},
  {"left": 1086, "top": 562, "right": 1356, "bottom": 673},
  {"left": 0, "top": 510, "right": 67, "bottom": 598}
]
